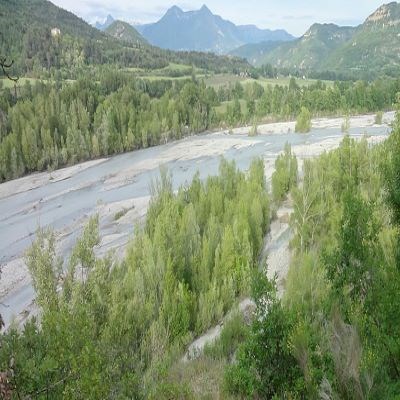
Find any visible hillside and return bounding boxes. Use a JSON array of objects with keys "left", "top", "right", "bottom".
[
  {"left": 230, "top": 40, "right": 287, "bottom": 65},
  {"left": 324, "top": 2, "right": 400, "bottom": 76},
  {"left": 105, "top": 20, "right": 148, "bottom": 46},
  {"left": 136, "top": 5, "right": 293, "bottom": 54},
  {"left": 0, "top": 0, "right": 250, "bottom": 75},
  {"left": 235, "top": 2, "right": 400, "bottom": 77},
  {"left": 244, "top": 23, "right": 356, "bottom": 68}
]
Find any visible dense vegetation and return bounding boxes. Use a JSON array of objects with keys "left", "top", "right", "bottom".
[
  {"left": 0, "top": 0, "right": 249, "bottom": 77},
  {"left": 1, "top": 74, "right": 399, "bottom": 182},
  {"left": 224, "top": 105, "right": 400, "bottom": 398},
  {"left": 236, "top": 2, "right": 400, "bottom": 79},
  {"left": 3, "top": 112, "right": 400, "bottom": 398},
  {"left": 104, "top": 21, "right": 148, "bottom": 46},
  {"left": 1, "top": 1, "right": 400, "bottom": 399},
  {"left": 0, "top": 158, "right": 269, "bottom": 398}
]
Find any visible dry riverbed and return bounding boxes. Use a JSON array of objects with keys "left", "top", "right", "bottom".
[{"left": 0, "top": 111, "right": 394, "bottom": 328}]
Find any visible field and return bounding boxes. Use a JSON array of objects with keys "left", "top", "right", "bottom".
[
  {"left": 1, "top": 64, "right": 333, "bottom": 93},
  {"left": 215, "top": 99, "right": 248, "bottom": 114},
  {"left": 242, "top": 76, "right": 334, "bottom": 88}
]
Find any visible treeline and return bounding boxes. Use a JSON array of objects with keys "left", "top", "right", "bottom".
[
  {"left": 0, "top": 158, "right": 269, "bottom": 398},
  {"left": 1, "top": 74, "right": 399, "bottom": 182},
  {"left": 225, "top": 108, "right": 400, "bottom": 397},
  {"left": 217, "top": 77, "right": 400, "bottom": 126},
  {"left": 0, "top": 76, "right": 218, "bottom": 181}
]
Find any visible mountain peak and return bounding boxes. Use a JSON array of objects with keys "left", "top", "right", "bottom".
[
  {"left": 139, "top": 5, "right": 293, "bottom": 54},
  {"left": 165, "top": 5, "right": 184, "bottom": 17},
  {"left": 94, "top": 14, "right": 114, "bottom": 30},
  {"left": 365, "top": 2, "right": 400, "bottom": 25},
  {"left": 199, "top": 4, "right": 212, "bottom": 14}
]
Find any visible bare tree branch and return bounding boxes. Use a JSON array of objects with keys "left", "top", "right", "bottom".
[{"left": 0, "top": 57, "right": 19, "bottom": 83}]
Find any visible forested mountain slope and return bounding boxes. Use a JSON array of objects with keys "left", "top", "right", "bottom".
[
  {"left": 324, "top": 2, "right": 400, "bottom": 76},
  {"left": 0, "top": 0, "right": 250, "bottom": 75},
  {"left": 105, "top": 21, "right": 148, "bottom": 46},
  {"left": 235, "top": 2, "right": 400, "bottom": 78},
  {"left": 255, "top": 24, "right": 356, "bottom": 69}
]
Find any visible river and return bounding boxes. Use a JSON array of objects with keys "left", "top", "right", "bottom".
[{"left": 0, "top": 112, "right": 394, "bottom": 327}]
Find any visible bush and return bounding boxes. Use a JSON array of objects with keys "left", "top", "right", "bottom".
[
  {"left": 224, "top": 271, "right": 305, "bottom": 398},
  {"left": 375, "top": 111, "right": 383, "bottom": 125},
  {"left": 203, "top": 312, "right": 249, "bottom": 360},
  {"left": 341, "top": 115, "right": 350, "bottom": 133},
  {"left": 271, "top": 143, "right": 298, "bottom": 204},
  {"left": 295, "top": 107, "right": 311, "bottom": 133},
  {"left": 248, "top": 121, "right": 258, "bottom": 137}
]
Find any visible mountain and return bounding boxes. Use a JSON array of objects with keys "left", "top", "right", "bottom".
[
  {"left": 230, "top": 41, "right": 286, "bottom": 65},
  {"left": 236, "top": 2, "right": 400, "bottom": 77},
  {"left": 105, "top": 20, "right": 148, "bottom": 46},
  {"left": 0, "top": 0, "right": 169, "bottom": 71},
  {"left": 259, "top": 23, "right": 356, "bottom": 69},
  {"left": 94, "top": 14, "right": 115, "bottom": 31},
  {"left": 236, "top": 25, "right": 293, "bottom": 43},
  {"left": 324, "top": 2, "right": 400, "bottom": 76},
  {"left": 0, "top": 0, "right": 250, "bottom": 75},
  {"left": 136, "top": 5, "right": 294, "bottom": 54}
]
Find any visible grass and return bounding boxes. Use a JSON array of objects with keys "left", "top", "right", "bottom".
[
  {"left": 151, "top": 311, "right": 249, "bottom": 399},
  {"left": 203, "top": 74, "right": 334, "bottom": 89},
  {"left": 114, "top": 208, "right": 129, "bottom": 221},
  {"left": 122, "top": 62, "right": 206, "bottom": 82},
  {"left": 203, "top": 73, "right": 245, "bottom": 88},
  {"left": 215, "top": 99, "right": 247, "bottom": 114},
  {"left": 242, "top": 76, "right": 334, "bottom": 88}
]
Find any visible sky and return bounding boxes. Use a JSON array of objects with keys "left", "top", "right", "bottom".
[{"left": 51, "top": 0, "right": 387, "bottom": 36}]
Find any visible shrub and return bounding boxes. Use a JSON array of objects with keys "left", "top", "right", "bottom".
[{"left": 295, "top": 107, "right": 311, "bottom": 133}]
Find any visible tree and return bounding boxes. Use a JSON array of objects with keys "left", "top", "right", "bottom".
[
  {"left": 271, "top": 143, "right": 298, "bottom": 204},
  {"left": 225, "top": 271, "right": 304, "bottom": 398},
  {"left": 341, "top": 115, "right": 350, "bottom": 133},
  {"left": 295, "top": 107, "right": 311, "bottom": 133}
]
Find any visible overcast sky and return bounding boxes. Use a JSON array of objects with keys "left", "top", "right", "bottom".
[{"left": 51, "top": 0, "right": 386, "bottom": 36}]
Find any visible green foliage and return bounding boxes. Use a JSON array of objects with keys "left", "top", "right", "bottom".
[
  {"left": 0, "top": 0, "right": 249, "bottom": 77},
  {"left": 225, "top": 271, "right": 305, "bottom": 398},
  {"left": 271, "top": 143, "right": 298, "bottom": 204},
  {"left": 0, "top": 78, "right": 217, "bottom": 181},
  {"left": 341, "top": 115, "right": 350, "bottom": 133},
  {"left": 203, "top": 312, "right": 249, "bottom": 360},
  {"left": 0, "top": 158, "right": 269, "bottom": 398},
  {"left": 25, "top": 228, "right": 61, "bottom": 312},
  {"left": 1, "top": 73, "right": 398, "bottom": 183},
  {"left": 248, "top": 121, "right": 258, "bottom": 137},
  {"left": 383, "top": 100, "right": 400, "bottom": 226},
  {"left": 284, "top": 252, "right": 330, "bottom": 317},
  {"left": 225, "top": 114, "right": 400, "bottom": 399},
  {"left": 239, "top": 3, "right": 400, "bottom": 79},
  {"left": 295, "top": 106, "right": 311, "bottom": 133},
  {"left": 375, "top": 111, "right": 383, "bottom": 125},
  {"left": 324, "top": 188, "right": 379, "bottom": 302},
  {"left": 284, "top": 126, "right": 400, "bottom": 397},
  {"left": 105, "top": 20, "right": 148, "bottom": 46}
]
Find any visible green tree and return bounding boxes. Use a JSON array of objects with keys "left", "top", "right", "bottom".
[{"left": 295, "top": 106, "right": 311, "bottom": 133}]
